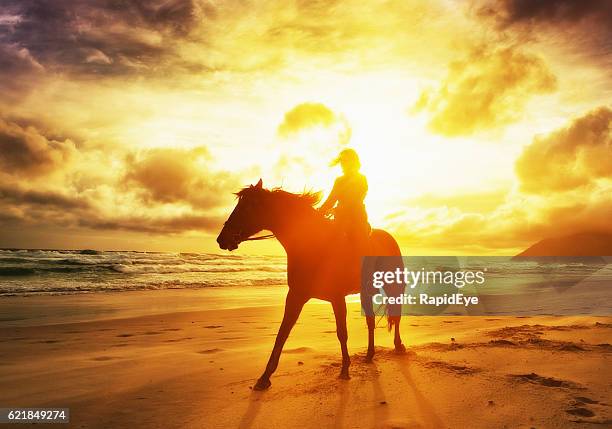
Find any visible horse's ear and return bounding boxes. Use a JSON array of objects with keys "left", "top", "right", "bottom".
[{"left": 255, "top": 178, "right": 263, "bottom": 189}]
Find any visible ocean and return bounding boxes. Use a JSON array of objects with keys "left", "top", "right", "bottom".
[
  {"left": 0, "top": 249, "right": 287, "bottom": 296},
  {"left": 0, "top": 250, "right": 610, "bottom": 316}
]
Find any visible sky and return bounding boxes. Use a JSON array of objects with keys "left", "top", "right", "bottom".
[{"left": 0, "top": 0, "right": 610, "bottom": 255}]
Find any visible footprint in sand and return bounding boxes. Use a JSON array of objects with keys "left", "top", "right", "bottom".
[
  {"left": 558, "top": 343, "right": 586, "bottom": 352},
  {"left": 204, "top": 325, "right": 223, "bottom": 329},
  {"left": 284, "top": 347, "right": 313, "bottom": 353},
  {"left": 117, "top": 333, "right": 134, "bottom": 338},
  {"left": 197, "top": 348, "right": 223, "bottom": 354},
  {"left": 164, "top": 337, "right": 193, "bottom": 343},
  {"left": 574, "top": 396, "right": 599, "bottom": 405},
  {"left": 422, "top": 360, "right": 479, "bottom": 375},
  {"left": 594, "top": 322, "right": 612, "bottom": 328},
  {"left": 29, "top": 339, "right": 62, "bottom": 344},
  {"left": 566, "top": 407, "right": 595, "bottom": 417},
  {"left": 489, "top": 339, "right": 516, "bottom": 346},
  {"left": 565, "top": 396, "right": 606, "bottom": 421},
  {"left": 509, "top": 372, "right": 578, "bottom": 388}
]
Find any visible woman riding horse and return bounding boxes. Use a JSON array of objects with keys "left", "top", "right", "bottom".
[
  {"left": 217, "top": 179, "right": 405, "bottom": 390},
  {"left": 319, "top": 149, "right": 370, "bottom": 247}
]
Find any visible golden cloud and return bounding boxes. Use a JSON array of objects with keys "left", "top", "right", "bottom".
[
  {"left": 123, "top": 147, "right": 239, "bottom": 209},
  {"left": 388, "top": 108, "right": 612, "bottom": 253},
  {"left": 414, "top": 44, "right": 557, "bottom": 136},
  {"left": 0, "top": 118, "right": 76, "bottom": 177},
  {"left": 278, "top": 103, "right": 338, "bottom": 136},
  {"left": 516, "top": 106, "right": 612, "bottom": 193}
]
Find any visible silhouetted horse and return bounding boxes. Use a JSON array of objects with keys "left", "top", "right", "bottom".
[{"left": 217, "top": 180, "right": 405, "bottom": 390}]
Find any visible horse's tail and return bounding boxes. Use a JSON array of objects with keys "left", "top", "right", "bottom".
[{"left": 369, "top": 229, "right": 404, "bottom": 332}]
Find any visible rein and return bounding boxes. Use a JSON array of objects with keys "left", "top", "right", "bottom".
[{"left": 244, "top": 234, "right": 275, "bottom": 241}]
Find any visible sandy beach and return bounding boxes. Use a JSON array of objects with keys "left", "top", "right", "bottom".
[{"left": 1, "top": 287, "right": 610, "bottom": 429}]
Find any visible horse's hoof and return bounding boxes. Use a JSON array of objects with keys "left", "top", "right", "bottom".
[
  {"left": 365, "top": 353, "right": 374, "bottom": 363},
  {"left": 338, "top": 370, "right": 351, "bottom": 380},
  {"left": 253, "top": 378, "right": 271, "bottom": 391},
  {"left": 394, "top": 343, "right": 406, "bottom": 353}
]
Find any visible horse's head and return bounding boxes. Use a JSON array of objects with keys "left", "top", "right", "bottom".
[{"left": 217, "top": 179, "right": 268, "bottom": 251}]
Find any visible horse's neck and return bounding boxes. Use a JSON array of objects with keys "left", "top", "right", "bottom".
[{"left": 269, "top": 209, "right": 326, "bottom": 255}]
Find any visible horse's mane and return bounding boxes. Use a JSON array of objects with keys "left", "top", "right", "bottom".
[{"left": 236, "top": 186, "right": 322, "bottom": 216}]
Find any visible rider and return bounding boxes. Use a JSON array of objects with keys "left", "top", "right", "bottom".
[{"left": 319, "top": 148, "right": 370, "bottom": 245}]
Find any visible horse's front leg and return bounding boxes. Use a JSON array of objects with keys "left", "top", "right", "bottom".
[
  {"left": 254, "top": 290, "right": 306, "bottom": 390},
  {"left": 366, "top": 315, "right": 375, "bottom": 362},
  {"left": 332, "top": 298, "right": 350, "bottom": 379}
]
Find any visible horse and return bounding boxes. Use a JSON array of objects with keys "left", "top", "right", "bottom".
[{"left": 216, "top": 179, "right": 405, "bottom": 390}]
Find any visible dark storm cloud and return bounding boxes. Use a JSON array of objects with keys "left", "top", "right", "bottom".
[
  {"left": 0, "top": 0, "right": 213, "bottom": 77},
  {"left": 478, "top": 0, "right": 611, "bottom": 26},
  {"left": 476, "top": 0, "right": 612, "bottom": 63},
  {"left": 0, "top": 42, "right": 45, "bottom": 100}
]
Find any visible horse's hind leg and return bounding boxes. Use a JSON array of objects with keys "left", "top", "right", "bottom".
[
  {"left": 391, "top": 316, "right": 406, "bottom": 353},
  {"left": 366, "top": 316, "right": 375, "bottom": 362},
  {"left": 332, "top": 299, "right": 350, "bottom": 379},
  {"left": 254, "top": 290, "right": 306, "bottom": 390}
]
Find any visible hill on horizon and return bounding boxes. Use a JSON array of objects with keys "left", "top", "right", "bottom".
[{"left": 516, "top": 231, "right": 612, "bottom": 257}]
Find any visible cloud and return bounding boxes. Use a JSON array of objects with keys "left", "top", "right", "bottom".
[
  {"left": 0, "top": 0, "right": 212, "bottom": 80},
  {"left": 123, "top": 147, "right": 239, "bottom": 209},
  {"left": 388, "top": 108, "right": 612, "bottom": 252},
  {"left": 477, "top": 0, "right": 611, "bottom": 29},
  {"left": 0, "top": 182, "right": 89, "bottom": 210},
  {"left": 516, "top": 106, "right": 612, "bottom": 193},
  {"left": 475, "top": 0, "right": 612, "bottom": 64},
  {"left": 278, "top": 103, "right": 337, "bottom": 135},
  {"left": 79, "top": 212, "right": 224, "bottom": 234},
  {"left": 278, "top": 102, "right": 352, "bottom": 145},
  {"left": 414, "top": 44, "right": 557, "bottom": 136},
  {"left": 84, "top": 48, "right": 113, "bottom": 65},
  {"left": 0, "top": 43, "right": 45, "bottom": 99},
  {"left": 387, "top": 184, "right": 612, "bottom": 254},
  {"left": 0, "top": 118, "right": 76, "bottom": 177},
  {"left": 0, "top": 120, "right": 237, "bottom": 238}
]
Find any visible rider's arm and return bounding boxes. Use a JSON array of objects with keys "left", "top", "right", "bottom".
[{"left": 319, "top": 179, "right": 339, "bottom": 214}]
